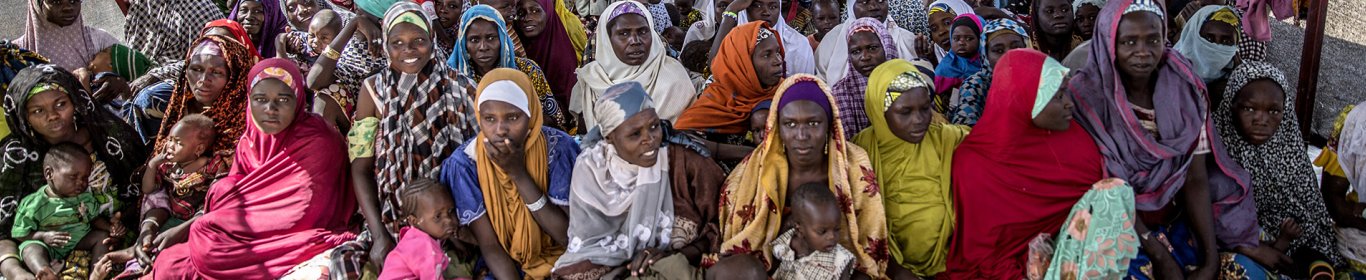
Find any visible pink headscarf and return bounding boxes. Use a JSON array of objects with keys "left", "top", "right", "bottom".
[{"left": 15, "top": 0, "right": 118, "bottom": 70}]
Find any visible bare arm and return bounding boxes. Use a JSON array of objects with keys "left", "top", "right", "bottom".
[
  {"left": 309, "top": 17, "right": 363, "bottom": 91},
  {"left": 471, "top": 216, "right": 521, "bottom": 280},
  {"left": 509, "top": 171, "right": 571, "bottom": 245},
  {"left": 275, "top": 33, "right": 291, "bottom": 59},
  {"left": 1321, "top": 172, "right": 1366, "bottom": 230},
  {"left": 1180, "top": 154, "right": 1219, "bottom": 278},
  {"left": 708, "top": 0, "right": 753, "bottom": 60}
]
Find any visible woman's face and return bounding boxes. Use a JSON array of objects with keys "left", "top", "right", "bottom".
[
  {"left": 1074, "top": 4, "right": 1100, "bottom": 39},
  {"left": 236, "top": 0, "right": 267, "bottom": 39},
  {"left": 986, "top": 32, "right": 1026, "bottom": 66},
  {"left": 848, "top": 31, "right": 887, "bottom": 77},
  {"left": 853, "top": 0, "right": 888, "bottom": 22},
  {"left": 778, "top": 100, "right": 830, "bottom": 167},
  {"left": 884, "top": 88, "right": 934, "bottom": 143},
  {"left": 478, "top": 101, "right": 532, "bottom": 148},
  {"left": 1115, "top": 12, "right": 1165, "bottom": 82},
  {"left": 609, "top": 13, "right": 653, "bottom": 66},
  {"left": 1032, "top": 86, "right": 1074, "bottom": 131},
  {"left": 24, "top": 89, "right": 77, "bottom": 143},
  {"left": 186, "top": 53, "right": 229, "bottom": 106},
  {"left": 438, "top": 0, "right": 465, "bottom": 28},
  {"left": 517, "top": 0, "right": 547, "bottom": 38},
  {"left": 480, "top": 0, "right": 520, "bottom": 22},
  {"left": 1035, "top": 0, "right": 1074, "bottom": 36},
  {"left": 284, "top": 0, "right": 319, "bottom": 30},
  {"left": 387, "top": 22, "right": 434, "bottom": 74},
  {"left": 40, "top": 0, "right": 80, "bottom": 27},
  {"left": 950, "top": 25, "right": 979, "bottom": 58},
  {"left": 1233, "top": 79, "right": 1285, "bottom": 145},
  {"left": 1199, "top": 20, "right": 1238, "bottom": 46},
  {"left": 747, "top": 0, "right": 781, "bottom": 25},
  {"left": 608, "top": 111, "right": 664, "bottom": 167},
  {"left": 753, "top": 36, "right": 786, "bottom": 88},
  {"left": 464, "top": 19, "right": 502, "bottom": 74},
  {"left": 929, "top": 12, "right": 955, "bottom": 50},
  {"left": 249, "top": 78, "right": 298, "bottom": 134}
]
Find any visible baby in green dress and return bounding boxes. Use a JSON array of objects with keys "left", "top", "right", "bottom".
[{"left": 11, "top": 143, "right": 122, "bottom": 278}]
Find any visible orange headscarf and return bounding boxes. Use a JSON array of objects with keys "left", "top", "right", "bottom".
[
  {"left": 674, "top": 21, "right": 783, "bottom": 134},
  {"left": 473, "top": 68, "right": 561, "bottom": 279}
]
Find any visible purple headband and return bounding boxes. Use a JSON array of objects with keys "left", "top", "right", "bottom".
[
  {"left": 609, "top": 2, "right": 646, "bottom": 21},
  {"left": 776, "top": 80, "right": 833, "bottom": 120}
]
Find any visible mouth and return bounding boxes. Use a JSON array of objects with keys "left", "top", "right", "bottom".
[
  {"left": 1130, "top": 62, "right": 1155, "bottom": 72},
  {"left": 403, "top": 58, "right": 420, "bottom": 64},
  {"left": 1052, "top": 22, "right": 1069, "bottom": 30},
  {"left": 792, "top": 146, "right": 815, "bottom": 156},
  {"left": 522, "top": 24, "right": 538, "bottom": 33},
  {"left": 642, "top": 150, "right": 656, "bottom": 158}
]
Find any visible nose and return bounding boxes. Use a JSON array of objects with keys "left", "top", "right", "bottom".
[{"left": 1062, "top": 97, "right": 1075, "bottom": 111}]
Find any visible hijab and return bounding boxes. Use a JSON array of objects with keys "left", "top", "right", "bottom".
[
  {"left": 1172, "top": 5, "right": 1240, "bottom": 84},
  {"left": 674, "top": 21, "right": 781, "bottom": 134},
  {"left": 927, "top": 0, "right": 975, "bottom": 60},
  {"left": 737, "top": 0, "right": 817, "bottom": 75},
  {"left": 16, "top": 0, "right": 119, "bottom": 70},
  {"left": 1339, "top": 101, "right": 1366, "bottom": 204},
  {"left": 230, "top": 0, "right": 289, "bottom": 57},
  {"left": 354, "top": 0, "right": 400, "bottom": 17},
  {"left": 1069, "top": 0, "right": 1259, "bottom": 248},
  {"left": 156, "top": 35, "right": 256, "bottom": 155},
  {"left": 124, "top": 0, "right": 225, "bottom": 64},
  {"left": 447, "top": 5, "right": 517, "bottom": 80},
  {"left": 523, "top": 0, "right": 588, "bottom": 106},
  {"left": 832, "top": 18, "right": 900, "bottom": 139},
  {"left": 572, "top": 1, "right": 696, "bottom": 131},
  {"left": 932, "top": 14, "right": 984, "bottom": 95},
  {"left": 203, "top": 19, "right": 263, "bottom": 59}
]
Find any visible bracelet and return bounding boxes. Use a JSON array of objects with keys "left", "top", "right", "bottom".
[
  {"left": 0, "top": 253, "right": 17, "bottom": 264},
  {"left": 722, "top": 11, "right": 739, "bottom": 21},
  {"left": 323, "top": 47, "right": 342, "bottom": 60},
  {"left": 142, "top": 218, "right": 161, "bottom": 229},
  {"left": 526, "top": 195, "right": 548, "bottom": 212}
]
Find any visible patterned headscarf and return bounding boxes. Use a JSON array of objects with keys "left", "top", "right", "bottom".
[
  {"left": 447, "top": 5, "right": 518, "bottom": 80},
  {"left": 203, "top": 19, "right": 262, "bottom": 59},
  {"left": 156, "top": 35, "right": 256, "bottom": 155},
  {"left": 17, "top": 0, "right": 119, "bottom": 70},
  {"left": 832, "top": 18, "right": 899, "bottom": 139},
  {"left": 123, "top": 0, "right": 225, "bottom": 64},
  {"left": 980, "top": 19, "right": 1032, "bottom": 68},
  {"left": 230, "top": 0, "right": 289, "bottom": 58}
]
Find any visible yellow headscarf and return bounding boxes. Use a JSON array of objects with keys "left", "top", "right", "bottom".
[
  {"left": 716, "top": 74, "right": 889, "bottom": 278},
  {"left": 473, "top": 68, "right": 560, "bottom": 279},
  {"left": 852, "top": 59, "right": 967, "bottom": 276}
]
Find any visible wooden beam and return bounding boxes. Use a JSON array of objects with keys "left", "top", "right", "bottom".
[{"left": 1297, "top": 0, "right": 1329, "bottom": 139}]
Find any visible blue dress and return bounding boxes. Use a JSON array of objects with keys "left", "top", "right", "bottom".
[{"left": 441, "top": 127, "right": 579, "bottom": 226}]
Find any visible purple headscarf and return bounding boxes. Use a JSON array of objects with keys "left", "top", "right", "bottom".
[
  {"left": 230, "top": 0, "right": 288, "bottom": 58},
  {"left": 1069, "top": 0, "right": 1259, "bottom": 248},
  {"left": 777, "top": 79, "right": 833, "bottom": 122}
]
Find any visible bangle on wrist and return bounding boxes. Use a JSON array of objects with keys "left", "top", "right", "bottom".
[
  {"left": 142, "top": 218, "right": 160, "bottom": 229},
  {"left": 323, "top": 47, "right": 342, "bottom": 60},
  {"left": 526, "top": 195, "right": 548, "bottom": 212},
  {"left": 722, "top": 11, "right": 739, "bottom": 21}
]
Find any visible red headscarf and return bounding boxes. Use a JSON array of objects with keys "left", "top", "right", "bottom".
[
  {"left": 946, "top": 49, "right": 1104, "bottom": 279},
  {"left": 674, "top": 21, "right": 783, "bottom": 134},
  {"left": 147, "top": 58, "right": 356, "bottom": 279},
  {"left": 202, "top": 19, "right": 261, "bottom": 59}
]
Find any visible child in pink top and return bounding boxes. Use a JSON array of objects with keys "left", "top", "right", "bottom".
[{"left": 379, "top": 179, "right": 460, "bottom": 280}]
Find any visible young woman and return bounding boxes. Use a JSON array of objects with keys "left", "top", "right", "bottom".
[
  {"left": 517, "top": 0, "right": 589, "bottom": 108},
  {"left": 815, "top": 0, "right": 923, "bottom": 81},
  {"left": 1029, "top": 0, "right": 1078, "bottom": 60},
  {"left": 1172, "top": 5, "right": 1240, "bottom": 101},
  {"left": 449, "top": 4, "right": 568, "bottom": 130},
  {"left": 15, "top": 0, "right": 119, "bottom": 70},
  {"left": 676, "top": 21, "right": 784, "bottom": 146},
  {"left": 831, "top": 18, "right": 900, "bottom": 138}
]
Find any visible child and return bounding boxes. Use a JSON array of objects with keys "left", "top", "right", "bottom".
[
  {"left": 12, "top": 143, "right": 122, "bottom": 278},
  {"left": 379, "top": 178, "right": 462, "bottom": 280},
  {"left": 771, "top": 183, "right": 854, "bottom": 280},
  {"left": 807, "top": 0, "right": 842, "bottom": 50},
  {"left": 680, "top": 40, "right": 713, "bottom": 90},
  {"left": 749, "top": 100, "right": 772, "bottom": 144},
  {"left": 140, "top": 114, "right": 230, "bottom": 226},
  {"left": 276, "top": 9, "right": 341, "bottom": 73}
]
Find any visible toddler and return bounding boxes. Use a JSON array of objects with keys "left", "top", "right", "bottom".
[
  {"left": 12, "top": 143, "right": 122, "bottom": 278},
  {"left": 140, "top": 114, "right": 230, "bottom": 223},
  {"left": 379, "top": 178, "right": 461, "bottom": 280},
  {"left": 808, "top": 0, "right": 841, "bottom": 49},
  {"left": 771, "top": 183, "right": 854, "bottom": 280},
  {"left": 278, "top": 9, "right": 342, "bottom": 72}
]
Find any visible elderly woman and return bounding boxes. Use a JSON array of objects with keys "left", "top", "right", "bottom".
[
  {"left": 1172, "top": 5, "right": 1240, "bottom": 102},
  {"left": 716, "top": 74, "right": 889, "bottom": 279},
  {"left": 1215, "top": 61, "right": 1343, "bottom": 270},
  {"left": 144, "top": 58, "right": 356, "bottom": 279},
  {"left": 572, "top": 1, "right": 695, "bottom": 133},
  {"left": 342, "top": 1, "right": 478, "bottom": 271},
  {"left": 1070, "top": 0, "right": 1275, "bottom": 278},
  {"left": 441, "top": 68, "right": 579, "bottom": 279},
  {"left": 449, "top": 4, "right": 568, "bottom": 131},
  {"left": 552, "top": 82, "right": 725, "bottom": 279},
  {"left": 0, "top": 65, "right": 148, "bottom": 279},
  {"left": 124, "top": 26, "right": 258, "bottom": 144},
  {"left": 675, "top": 21, "right": 784, "bottom": 146},
  {"left": 853, "top": 59, "right": 966, "bottom": 279},
  {"left": 15, "top": 0, "right": 119, "bottom": 70},
  {"left": 949, "top": 18, "right": 1031, "bottom": 126},
  {"left": 831, "top": 17, "right": 900, "bottom": 138}
]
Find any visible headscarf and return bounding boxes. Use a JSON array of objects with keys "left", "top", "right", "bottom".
[
  {"left": 355, "top": 0, "right": 401, "bottom": 17},
  {"left": 717, "top": 74, "right": 889, "bottom": 278},
  {"left": 852, "top": 59, "right": 962, "bottom": 276},
  {"left": 523, "top": 0, "right": 588, "bottom": 106},
  {"left": 832, "top": 18, "right": 899, "bottom": 139},
  {"left": 683, "top": 0, "right": 718, "bottom": 45},
  {"left": 889, "top": 0, "right": 931, "bottom": 35},
  {"left": 1070, "top": 0, "right": 1259, "bottom": 249},
  {"left": 675, "top": 21, "right": 781, "bottom": 134},
  {"left": 1172, "top": 5, "right": 1240, "bottom": 84},
  {"left": 473, "top": 68, "right": 560, "bottom": 278},
  {"left": 108, "top": 44, "right": 155, "bottom": 80},
  {"left": 947, "top": 49, "right": 1103, "bottom": 279},
  {"left": 1216, "top": 61, "right": 1343, "bottom": 263},
  {"left": 927, "top": 0, "right": 975, "bottom": 60},
  {"left": 932, "top": 14, "right": 984, "bottom": 95},
  {"left": 282, "top": 0, "right": 333, "bottom": 31},
  {"left": 554, "top": 81, "right": 676, "bottom": 269},
  {"left": 1073, "top": 0, "right": 1108, "bottom": 11},
  {"left": 0, "top": 43, "right": 48, "bottom": 139},
  {"left": 1340, "top": 102, "right": 1366, "bottom": 203},
  {"left": 123, "top": 0, "right": 225, "bottom": 64},
  {"left": 979, "top": 19, "right": 1032, "bottom": 68},
  {"left": 230, "top": 0, "right": 289, "bottom": 57},
  {"left": 203, "top": 19, "right": 263, "bottom": 59},
  {"left": 948, "top": 18, "right": 1031, "bottom": 125},
  {"left": 373, "top": 1, "right": 478, "bottom": 197},
  {"left": 156, "top": 35, "right": 256, "bottom": 155},
  {"left": 447, "top": 5, "right": 517, "bottom": 79},
  {"left": 1042, "top": 179, "right": 1140, "bottom": 280},
  {"left": 16, "top": 0, "right": 119, "bottom": 70},
  {"left": 736, "top": 0, "right": 817, "bottom": 75},
  {"left": 572, "top": 1, "right": 696, "bottom": 131}
]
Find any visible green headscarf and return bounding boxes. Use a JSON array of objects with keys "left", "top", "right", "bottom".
[{"left": 109, "top": 44, "right": 155, "bottom": 80}]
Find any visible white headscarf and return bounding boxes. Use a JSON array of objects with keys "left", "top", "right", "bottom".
[
  {"left": 572, "top": 1, "right": 697, "bottom": 133},
  {"left": 1339, "top": 102, "right": 1366, "bottom": 204},
  {"left": 1172, "top": 5, "right": 1239, "bottom": 84}
]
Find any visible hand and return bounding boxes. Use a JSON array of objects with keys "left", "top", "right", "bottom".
[
  {"left": 90, "top": 254, "right": 115, "bottom": 280},
  {"left": 104, "top": 214, "right": 127, "bottom": 251},
  {"left": 1276, "top": 218, "right": 1302, "bottom": 242},
  {"left": 1188, "top": 265, "right": 1215, "bottom": 280},
  {"left": 1151, "top": 254, "right": 1185, "bottom": 280},
  {"left": 91, "top": 75, "right": 131, "bottom": 104},
  {"left": 1239, "top": 245, "right": 1291, "bottom": 270},
  {"left": 34, "top": 267, "right": 56, "bottom": 280},
  {"left": 369, "top": 234, "right": 396, "bottom": 271},
  {"left": 128, "top": 75, "right": 158, "bottom": 95},
  {"left": 38, "top": 231, "right": 72, "bottom": 248},
  {"left": 485, "top": 138, "right": 528, "bottom": 178},
  {"left": 147, "top": 153, "right": 169, "bottom": 169},
  {"left": 150, "top": 221, "right": 191, "bottom": 252},
  {"left": 73, "top": 68, "right": 94, "bottom": 87},
  {"left": 135, "top": 229, "right": 158, "bottom": 265},
  {"left": 726, "top": 0, "right": 753, "bottom": 13},
  {"left": 914, "top": 34, "right": 934, "bottom": 60},
  {"left": 627, "top": 248, "right": 669, "bottom": 277}
]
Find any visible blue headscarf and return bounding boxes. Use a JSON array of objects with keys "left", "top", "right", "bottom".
[
  {"left": 447, "top": 5, "right": 517, "bottom": 79},
  {"left": 355, "top": 0, "right": 400, "bottom": 18},
  {"left": 979, "top": 19, "right": 1031, "bottom": 67},
  {"left": 933, "top": 14, "right": 984, "bottom": 94}
]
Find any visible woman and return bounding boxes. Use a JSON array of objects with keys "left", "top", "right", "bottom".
[
  {"left": 517, "top": 0, "right": 589, "bottom": 107},
  {"left": 441, "top": 68, "right": 579, "bottom": 279},
  {"left": 815, "top": 0, "right": 922, "bottom": 82},
  {"left": 122, "top": 0, "right": 225, "bottom": 64},
  {"left": 149, "top": 35, "right": 255, "bottom": 157},
  {"left": 0, "top": 65, "right": 148, "bottom": 279},
  {"left": 552, "top": 82, "right": 725, "bottom": 279},
  {"left": 932, "top": 14, "right": 983, "bottom": 98},
  {"left": 16, "top": 0, "right": 119, "bottom": 70},
  {"left": 230, "top": 0, "right": 289, "bottom": 58},
  {"left": 1215, "top": 61, "right": 1342, "bottom": 266},
  {"left": 1029, "top": 0, "right": 1079, "bottom": 60},
  {"left": 308, "top": 2, "right": 389, "bottom": 130},
  {"left": 341, "top": 1, "right": 477, "bottom": 271},
  {"left": 950, "top": 18, "right": 1031, "bottom": 126},
  {"left": 1069, "top": 0, "right": 1271, "bottom": 278},
  {"left": 854, "top": 59, "right": 965, "bottom": 278},
  {"left": 1072, "top": 0, "right": 1103, "bottom": 40},
  {"left": 946, "top": 49, "right": 1106, "bottom": 279},
  {"left": 144, "top": 58, "right": 357, "bottom": 279},
  {"left": 1172, "top": 5, "right": 1239, "bottom": 100},
  {"left": 0, "top": 42, "right": 49, "bottom": 140},
  {"left": 831, "top": 18, "right": 899, "bottom": 139},
  {"left": 713, "top": 0, "right": 816, "bottom": 76},
  {"left": 125, "top": 24, "right": 258, "bottom": 144},
  {"left": 675, "top": 21, "right": 784, "bottom": 143},
  {"left": 716, "top": 74, "right": 889, "bottom": 279},
  {"left": 572, "top": 1, "right": 696, "bottom": 133},
  {"left": 1325, "top": 104, "right": 1366, "bottom": 273},
  {"left": 449, "top": 5, "right": 568, "bottom": 131}
]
